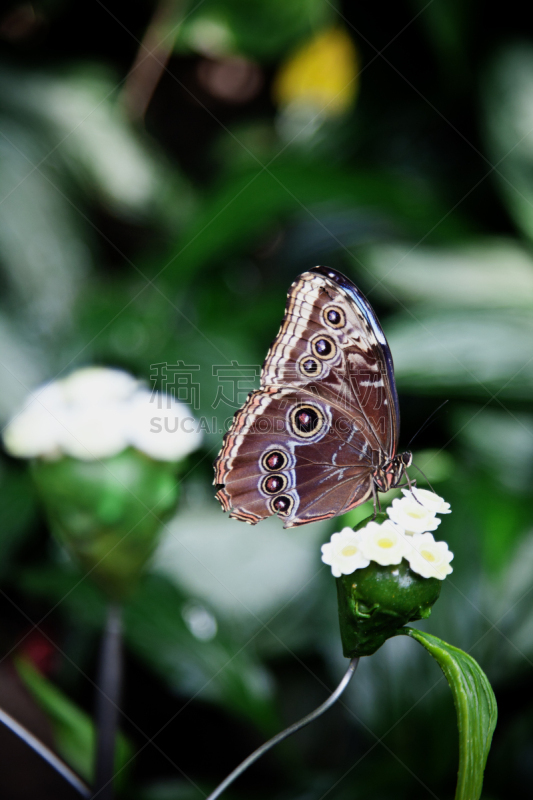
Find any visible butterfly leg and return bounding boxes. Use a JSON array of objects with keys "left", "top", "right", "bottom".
[
  {"left": 371, "top": 482, "right": 382, "bottom": 518},
  {"left": 404, "top": 471, "right": 415, "bottom": 492},
  {"left": 396, "top": 474, "right": 425, "bottom": 506}
]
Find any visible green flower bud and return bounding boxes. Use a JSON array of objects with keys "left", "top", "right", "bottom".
[
  {"left": 335, "top": 515, "right": 441, "bottom": 657},
  {"left": 32, "top": 449, "right": 179, "bottom": 600}
]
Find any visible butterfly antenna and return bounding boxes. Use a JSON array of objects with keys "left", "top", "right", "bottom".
[
  {"left": 406, "top": 400, "right": 449, "bottom": 449},
  {"left": 411, "top": 462, "right": 438, "bottom": 496}
]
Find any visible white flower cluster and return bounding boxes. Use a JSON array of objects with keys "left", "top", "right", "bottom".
[
  {"left": 321, "top": 488, "right": 453, "bottom": 581},
  {"left": 2, "top": 367, "right": 203, "bottom": 463}
]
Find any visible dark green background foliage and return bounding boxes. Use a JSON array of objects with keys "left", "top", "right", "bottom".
[{"left": 1, "top": 0, "right": 533, "bottom": 797}]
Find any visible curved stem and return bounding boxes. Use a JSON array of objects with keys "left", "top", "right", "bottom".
[
  {"left": 121, "top": 0, "right": 185, "bottom": 121},
  {"left": 93, "top": 602, "right": 123, "bottom": 800},
  {"left": 205, "top": 657, "right": 360, "bottom": 800},
  {"left": 0, "top": 706, "right": 90, "bottom": 797}
]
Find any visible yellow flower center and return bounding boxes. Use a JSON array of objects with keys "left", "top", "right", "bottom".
[
  {"left": 421, "top": 549, "right": 437, "bottom": 562},
  {"left": 377, "top": 537, "right": 394, "bottom": 549},
  {"left": 407, "top": 507, "right": 427, "bottom": 520},
  {"left": 341, "top": 545, "right": 358, "bottom": 557}
]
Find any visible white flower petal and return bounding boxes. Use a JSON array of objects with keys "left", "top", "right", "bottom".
[
  {"left": 387, "top": 495, "right": 442, "bottom": 534},
  {"left": 59, "top": 404, "right": 130, "bottom": 460},
  {"left": 358, "top": 519, "right": 410, "bottom": 566},
  {"left": 27, "top": 381, "right": 68, "bottom": 413},
  {"left": 125, "top": 389, "right": 203, "bottom": 461},
  {"left": 61, "top": 367, "right": 138, "bottom": 406},
  {"left": 321, "top": 528, "right": 370, "bottom": 576},
  {"left": 3, "top": 369, "right": 203, "bottom": 463},
  {"left": 2, "top": 379, "right": 71, "bottom": 458},
  {"left": 3, "top": 404, "right": 64, "bottom": 458},
  {"left": 405, "top": 532, "right": 454, "bottom": 580},
  {"left": 401, "top": 487, "right": 451, "bottom": 514}
]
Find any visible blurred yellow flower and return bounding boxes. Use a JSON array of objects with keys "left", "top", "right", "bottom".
[{"left": 273, "top": 27, "right": 359, "bottom": 116}]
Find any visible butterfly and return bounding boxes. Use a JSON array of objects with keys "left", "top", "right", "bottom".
[{"left": 214, "top": 266, "right": 412, "bottom": 528}]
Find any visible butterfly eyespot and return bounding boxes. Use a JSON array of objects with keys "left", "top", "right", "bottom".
[
  {"left": 299, "top": 356, "right": 321, "bottom": 377},
  {"left": 270, "top": 494, "right": 294, "bottom": 515},
  {"left": 261, "top": 474, "right": 288, "bottom": 495},
  {"left": 323, "top": 305, "right": 346, "bottom": 329},
  {"left": 290, "top": 404, "right": 324, "bottom": 438},
  {"left": 311, "top": 335, "right": 336, "bottom": 360},
  {"left": 261, "top": 449, "right": 289, "bottom": 471}
]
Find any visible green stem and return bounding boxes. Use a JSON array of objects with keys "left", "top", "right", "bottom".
[
  {"left": 205, "top": 658, "right": 359, "bottom": 800},
  {"left": 93, "top": 603, "right": 123, "bottom": 800}
]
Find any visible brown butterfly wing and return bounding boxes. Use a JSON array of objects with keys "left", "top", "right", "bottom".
[
  {"left": 214, "top": 266, "right": 400, "bottom": 527},
  {"left": 214, "top": 388, "right": 374, "bottom": 527},
  {"left": 262, "top": 268, "right": 399, "bottom": 456}
]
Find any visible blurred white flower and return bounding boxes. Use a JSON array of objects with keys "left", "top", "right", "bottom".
[
  {"left": 126, "top": 388, "right": 203, "bottom": 462},
  {"left": 387, "top": 494, "right": 442, "bottom": 534},
  {"left": 61, "top": 367, "right": 139, "bottom": 406},
  {"left": 358, "top": 519, "right": 410, "bottom": 566},
  {"left": 2, "top": 397, "right": 64, "bottom": 459},
  {"left": 59, "top": 403, "right": 130, "bottom": 460},
  {"left": 321, "top": 527, "right": 370, "bottom": 577},
  {"left": 401, "top": 487, "right": 451, "bottom": 514},
  {"left": 2, "top": 367, "right": 203, "bottom": 463},
  {"left": 404, "top": 532, "right": 454, "bottom": 580}
]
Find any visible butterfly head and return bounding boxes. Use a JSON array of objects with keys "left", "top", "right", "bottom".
[{"left": 373, "top": 451, "right": 412, "bottom": 493}]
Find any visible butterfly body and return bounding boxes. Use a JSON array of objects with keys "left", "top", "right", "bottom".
[{"left": 214, "top": 266, "right": 411, "bottom": 528}]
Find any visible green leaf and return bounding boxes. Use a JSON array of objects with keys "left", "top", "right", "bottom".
[
  {"left": 483, "top": 44, "right": 533, "bottom": 244},
  {"left": 397, "top": 628, "right": 497, "bottom": 800},
  {"left": 162, "top": 161, "right": 467, "bottom": 287},
  {"left": 15, "top": 657, "right": 132, "bottom": 787},
  {"left": 387, "top": 308, "right": 533, "bottom": 399},
  {"left": 361, "top": 238, "right": 533, "bottom": 309},
  {"left": 19, "top": 565, "right": 280, "bottom": 734},
  {"left": 177, "top": 0, "right": 334, "bottom": 61},
  {"left": 0, "top": 466, "right": 37, "bottom": 579}
]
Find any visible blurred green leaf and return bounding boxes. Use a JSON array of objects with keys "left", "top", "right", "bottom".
[
  {"left": 162, "top": 161, "right": 468, "bottom": 287},
  {"left": 152, "top": 504, "right": 327, "bottom": 625},
  {"left": 178, "top": 0, "right": 334, "bottom": 60},
  {"left": 362, "top": 238, "right": 533, "bottom": 308},
  {"left": 388, "top": 310, "right": 533, "bottom": 398},
  {"left": 124, "top": 573, "right": 279, "bottom": 733},
  {"left": 454, "top": 407, "right": 533, "bottom": 494},
  {"left": 398, "top": 628, "right": 497, "bottom": 800},
  {"left": 0, "top": 465, "right": 37, "bottom": 579},
  {"left": 409, "top": 0, "right": 470, "bottom": 80},
  {"left": 0, "top": 65, "right": 190, "bottom": 224},
  {"left": 484, "top": 43, "right": 533, "bottom": 243},
  {"left": 410, "top": 449, "right": 455, "bottom": 484},
  {"left": 0, "top": 118, "right": 90, "bottom": 334},
  {"left": 15, "top": 656, "right": 132, "bottom": 786},
  {"left": 19, "top": 563, "right": 279, "bottom": 733},
  {"left": 485, "top": 530, "right": 533, "bottom": 674},
  {"left": 0, "top": 316, "right": 46, "bottom": 421}
]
